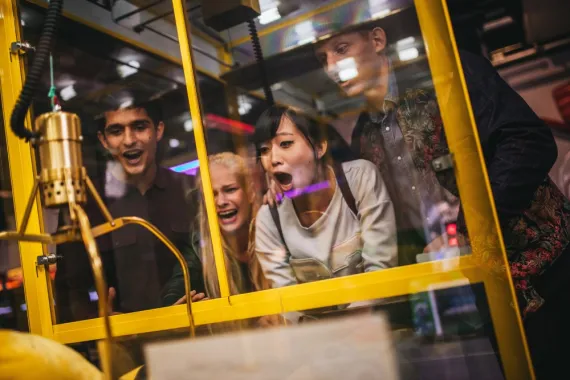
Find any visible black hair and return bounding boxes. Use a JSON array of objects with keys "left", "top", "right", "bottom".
[
  {"left": 253, "top": 105, "right": 357, "bottom": 164},
  {"left": 252, "top": 105, "right": 327, "bottom": 160},
  {"left": 97, "top": 99, "right": 163, "bottom": 134}
]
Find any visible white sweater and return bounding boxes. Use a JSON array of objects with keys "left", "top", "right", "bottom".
[{"left": 255, "top": 159, "right": 397, "bottom": 288}]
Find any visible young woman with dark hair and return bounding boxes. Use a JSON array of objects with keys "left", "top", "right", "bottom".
[{"left": 253, "top": 105, "right": 397, "bottom": 292}]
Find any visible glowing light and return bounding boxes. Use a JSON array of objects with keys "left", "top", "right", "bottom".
[
  {"left": 117, "top": 60, "right": 140, "bottom": 78},
  {"left": 446, "top": 223, "right": 457, "bottom": 236},
  {"left": 169, "top": 139, "right": 181, "bottom": 148},
  {"left": 184, "top": 119, "right": 194, "bottom": 132},
  {"left": 238, "top": 95, "right": 252, "bottom": 115},
  {"left": 119, "top": 99, "right": 133, "bottom": 109},
  {"left": 398, "top": 47, "right": 419, "bottom": 61},
  {"left": 396, "top": 37, "right": 416, "bottom": 47},
  {"left": 259, "top": 7, "right": 281, "bottom": 25},
  {"left": 372, "top": 9, "right": 391, "bottom": 18},
  {"left": 295, "top": 21, "right": 316, "bottom": 46},
  {"left": 60, "top": 85, "right": 77, "bottom": 101},
  {"left": 170, "top": 160, "right": 199, "bottom": 174}
]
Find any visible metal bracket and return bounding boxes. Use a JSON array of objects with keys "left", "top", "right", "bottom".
[
  {"left": 36, "top": 253, "right": 62, "bottom": 267},
  {"left": 10, "top": 41, "right": 35, "bottom": 55},
  {"left": 431, "top": 154, "right": 454, "bottom": 172}
]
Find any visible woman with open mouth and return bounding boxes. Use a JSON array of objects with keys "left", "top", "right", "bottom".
[
  {"left": 253, "top": 105, "right": 398, "bottom": 299},
  {"left": 162, "top": 152, "right": 283, "bottom": 329}
]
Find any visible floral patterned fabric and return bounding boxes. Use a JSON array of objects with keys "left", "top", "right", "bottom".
[{"left": 357, "top": 87, "right": 570, "bottom": 316}]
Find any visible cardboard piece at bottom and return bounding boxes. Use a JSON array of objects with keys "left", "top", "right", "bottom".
[{"left": 145, "top": 313, "right": 400, "bottom": 380}]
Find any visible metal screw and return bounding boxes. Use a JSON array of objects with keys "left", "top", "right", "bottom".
[
  {"left": 10, "top": 41, "right": 36, "bottom": 55},
  {"left": 37, "top": 254, "right": 62, "bottom": 267}
]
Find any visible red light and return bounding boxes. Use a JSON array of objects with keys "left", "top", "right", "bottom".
[
  {"left": 446, "top": 223, "right": 457, "bottom": 236},
  {"left": 449, "top": 237, "right": 458, "bottom": 246},
  {"left": 205, "top": 114, "right": 255, "bottom": 134}
]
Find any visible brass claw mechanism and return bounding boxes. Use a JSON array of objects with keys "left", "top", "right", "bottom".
[{"left": 0, "top": 111, "right": 196, "bottom": 379}]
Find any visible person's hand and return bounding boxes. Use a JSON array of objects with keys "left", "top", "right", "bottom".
[
  {"left": 256, "top": 315, "right": 283, "bottom": 328},
  {"left": 173, "top": 290, "right": 208, "bottom": 305},
  {"left": 423, "top": 233, "right": 466, "bottom": 253},
  {"left": 107, "top": 287, "right": 121, "bottom": 316},
  {"left": 262, "top": 178, "right": 283, "bottom": 207}
]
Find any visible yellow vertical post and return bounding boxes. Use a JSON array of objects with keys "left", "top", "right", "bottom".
[
  {"left": 0, "top": 0, "right": 54, "bottom": 336},
  {"left": 171, "top": 0, "right": 230, "bottom": 298},
  {"left": 414, "top": 0, "right": 534, "bottom": 379},
  {"left": 217, "top": 45, "right": 249, "bottom": 159}
]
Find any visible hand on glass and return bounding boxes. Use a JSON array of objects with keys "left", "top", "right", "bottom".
[
  {"left": 106, "top": 287, "right": 207, "bottom": 316},
  {"left": 262, "top": 178, "right": 283, "bottom": 207},
  {"left": 256, "top": 314, "right": 284, "bottom": 328},
  {"left": 173, "top": 290, "right": 208, "bottom": 305},
  {"left": 107, "top": 287, "right": 121, "bottom": 316}
]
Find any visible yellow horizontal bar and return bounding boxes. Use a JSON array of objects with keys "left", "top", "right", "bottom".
[
  {"left": 53, "top": 256, "right": 482, "bottom": 344},
  {"left": 229, "top": 0, "right": 356, "bottom": 48},
  {"left": 25, "top": 0, "right": 223, "bottom": 81}
]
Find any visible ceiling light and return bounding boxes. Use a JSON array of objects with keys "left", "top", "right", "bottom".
[
  {"left": 259, "top": 7, "right": 281, "bottom": 25},
  {"left": 119, "top": 99, "right": 133, "bottom": 109},
  {"left": 398, "top": 47, "right": 419, "bottom": 61},
  {"left": 295, "top": 21, "right": 316, "bottom": 46},
  {"left": 169, "top": 139, "right": 181, "bottom": 148},
  {"left": 483, "top": 16, "right": 514, "bottom": 32},
  {"left": 372, "top": 9, "right": 391, "bottom": 18},
  {"left": 60, "top": 85, "right": 77, "bottom": 101},
  {"left": 184, "top": 119, "right": 194, "bottom": 132},
  {"left": 117, "top": 60, "right": 140, "bottom": 78},
  {"left": 396, "top": 37, "right": 416, "bottom": 47},
  {"left": 238, "top": 95, "right": 252, "bottom": 116}
]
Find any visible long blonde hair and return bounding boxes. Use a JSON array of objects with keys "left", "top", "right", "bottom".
[{"left": 198, "top": 152, "right": 269, "bottom": 299}]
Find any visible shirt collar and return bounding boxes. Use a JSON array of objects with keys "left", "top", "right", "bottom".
[
  {"left": 153, "top": 166, "right": 169, "bottom": 190},
  {"left": 368, "top": 58, "right": 399, "bottom": 123},
  {"left": 121, "top": 165, "right": 169, "bottom": 195}
]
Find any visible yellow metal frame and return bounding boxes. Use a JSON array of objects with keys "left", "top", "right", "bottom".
[
  {"left": 25, "top": 0, "right": 224, "bottom": 83},
  {"left": 0, "top": 0, "right": 54, "bottom": 337},
  {"left": 228, "top": 0, "right": 357, "bottom": 48},
  {"left": 415, "top": 2, "right": 533, "bottom": 378},
  {"left": 0, "top": 0, "right": 533, "bottom": 379}
]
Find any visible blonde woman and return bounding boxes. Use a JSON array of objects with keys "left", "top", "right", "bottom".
[{"left": 163, "top": 152, "right": 281, "bottom": 328}]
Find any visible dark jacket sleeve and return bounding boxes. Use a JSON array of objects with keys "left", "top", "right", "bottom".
[
  {"left": 456, "top": 51, "right": 557, "bottom": 232},
  {"left": 161, "top": 230, "right": 205, "bottom": 306}
]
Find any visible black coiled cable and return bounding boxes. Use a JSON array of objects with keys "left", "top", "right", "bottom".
[
  {"left": 10, "top": 0, "right": 64, "bottom": 141},
  {"left": 247, "top": 20, "right": 274, "bottom": 106}
]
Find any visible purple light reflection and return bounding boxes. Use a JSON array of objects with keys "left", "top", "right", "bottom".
[{"left": 276, "top": 180, "right": 331, "bottom": 202}]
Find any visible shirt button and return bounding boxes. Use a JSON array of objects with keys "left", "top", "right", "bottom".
[
  {"left": 385, "top": 127, "right": 390, "bottom": 131},
  {"left": 397, "top": 156, "right": 402, "bottom": 161},
  {"left": 412, "top": 186, "right": 416, "bottom": 191}
]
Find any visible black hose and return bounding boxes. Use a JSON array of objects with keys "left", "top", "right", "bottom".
[
  {"left": 10, "top": 0, "right": 64, "bottom": 141},
  {"left": 247, "top": 20, "right": 274, "bottom": 106}
]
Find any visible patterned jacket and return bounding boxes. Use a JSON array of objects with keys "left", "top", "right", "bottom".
[{"left": 353, "top": 51, "right": 570, "bottom": 316}]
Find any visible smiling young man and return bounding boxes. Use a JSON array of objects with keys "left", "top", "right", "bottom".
[
  {"left": 55, "top": 101, "right": 205, "bottom": 324},
  {"left": 314, "top": 22, "right": 570, "bottom": 379}
]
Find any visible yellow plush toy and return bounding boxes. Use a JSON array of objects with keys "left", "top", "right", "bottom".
[{"left": 0, "top": 329, "right": 103, "bottom": 379}]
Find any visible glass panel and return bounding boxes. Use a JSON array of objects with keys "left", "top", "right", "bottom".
[
  {"left": 0, "top": 89, "right": 28, "bottom": 332},
  {"left": 219, "top": 0, "right": 470, "bottom": 297},
  {"left": 14, "top": 0, "right": 531, "bottom": 377},
  {"left": 192, "top": 1, "right": 504, "bottom": 378},
  {"left": 20, "top": 1, "right": 221, "bottom": 325}
]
